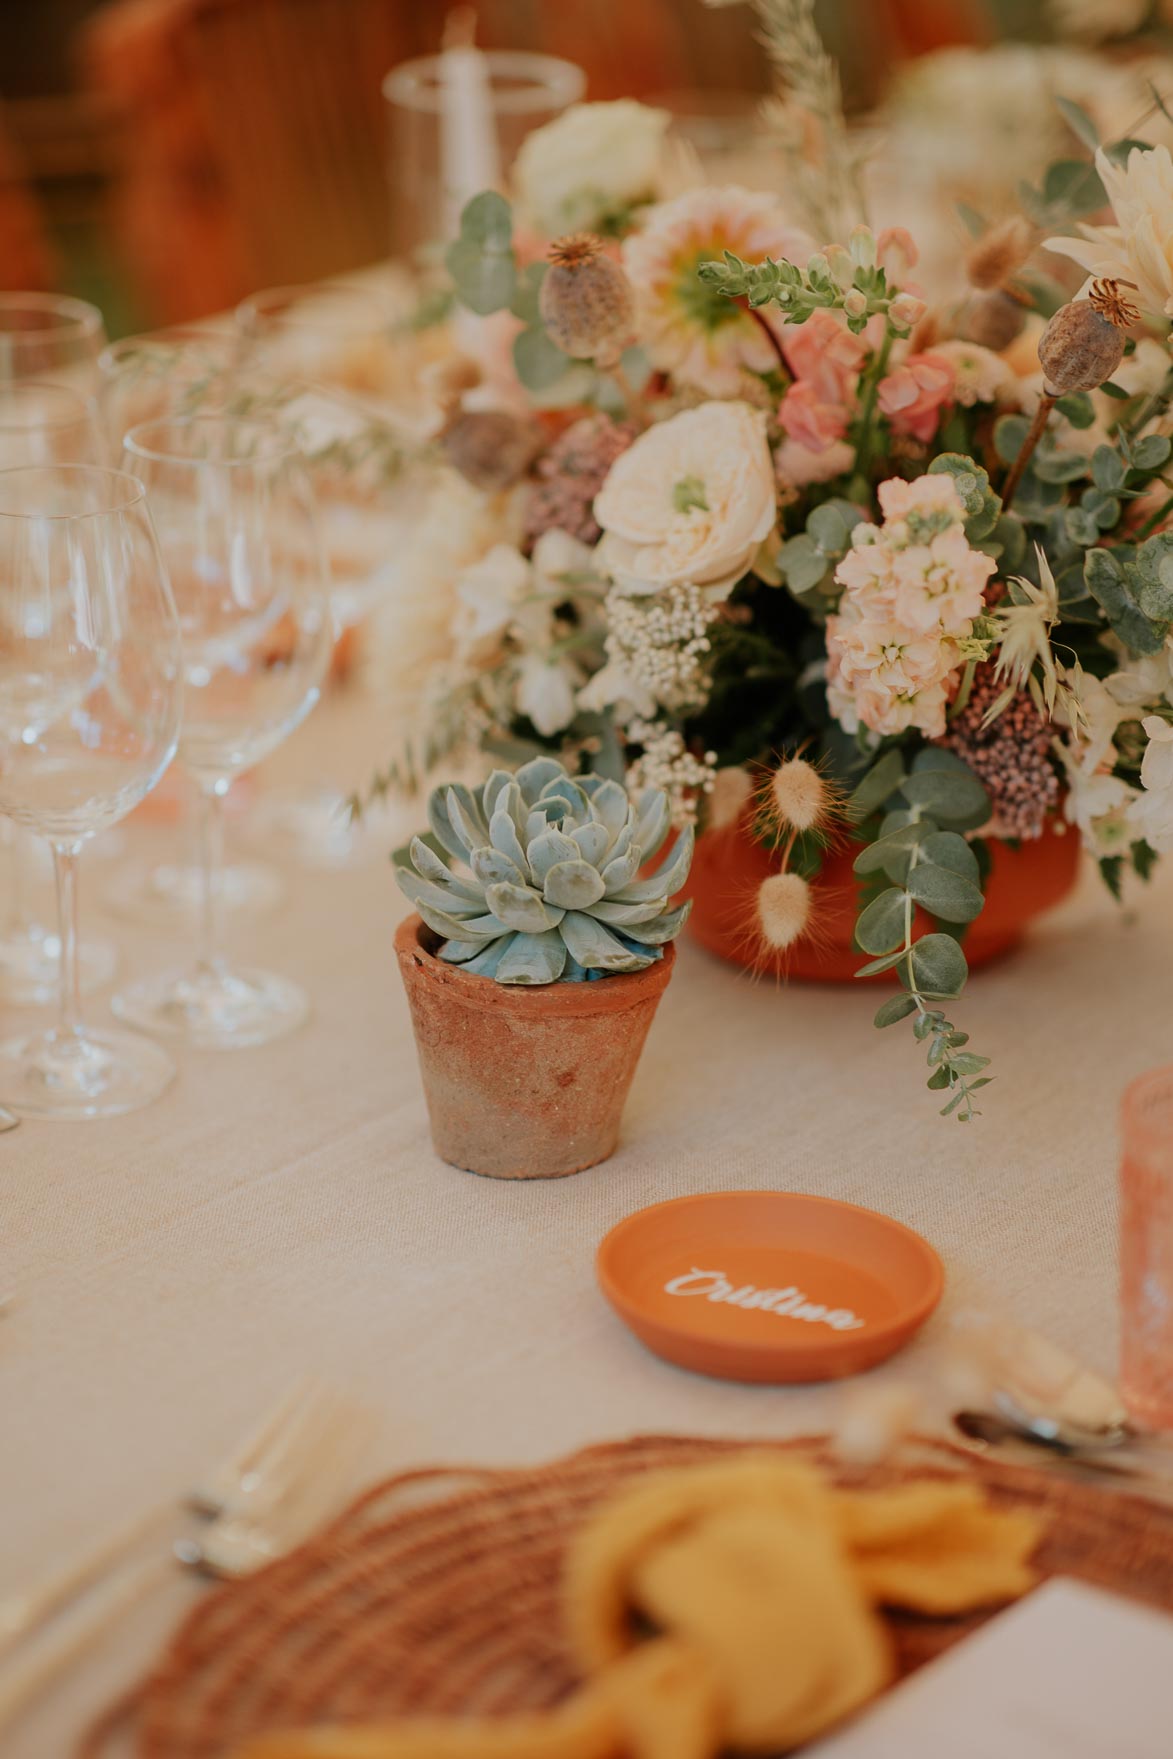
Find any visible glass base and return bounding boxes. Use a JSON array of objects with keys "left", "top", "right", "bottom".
[
  {"left": 0, "top": 1025, "right": 176, "bottom": 1119},
  {"left": 248, "top": 785, "right": 379, "bottom": 870},
  {"left": 112, "top": 964, "right": 310, "bottom": 1049},
  {"left": 104, "top": 857, "right": 284, "bottom": 928},
  {"left": 0, "top": 926, "right": 117, "bottom": 1006}
]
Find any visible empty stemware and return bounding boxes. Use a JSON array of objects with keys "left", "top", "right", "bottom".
[
  {"left": 112, "top": 415, "right": 332, "bottom": 1048},
  {"left": 0, "top": 465, "right": 182, "bottom": 1117},
  {"left": 97, "top": 328, "right": 285, "bottom": 926},
  {"left": 0, "top": 382, "right": 119, "bottom": 1005}
]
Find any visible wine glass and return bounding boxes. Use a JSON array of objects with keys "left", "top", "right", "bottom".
[
  {"left": 0, "top": 465, "right": 182, "bottom": 1118},
  {"left": 0, "top": 382, "right": 120, "bottom": 1005},
  {"left": 97, "top": 328, "right": 285, "bottom": 926},
  {"left": 0, "top": 292, "right": 105, "bottom": 394},
  {"left": 235, "top": 282, "right": 411, "bottom": 868},
  {"left": 112, "top": 415, "right": 332, "bottom": 1047}
]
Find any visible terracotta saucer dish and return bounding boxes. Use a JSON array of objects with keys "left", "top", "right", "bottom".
[{"left": 597, "top": 1190, "right": 944, "bottom": 1383}]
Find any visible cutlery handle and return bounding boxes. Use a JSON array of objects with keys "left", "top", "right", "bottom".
[
  {"left": 0, "top": 1501, "right": 169, "bottom": 1661},
  {"left": 0, "top": 1552, "right": 172, "bottom": 1735}
]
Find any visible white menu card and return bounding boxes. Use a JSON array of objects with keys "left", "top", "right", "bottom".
[{"left": 809, "top": 1577, "right": 1173, "bottom": 1757}]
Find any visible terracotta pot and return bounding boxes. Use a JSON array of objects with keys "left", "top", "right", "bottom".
[
  {"left": 685, "top": 814, "right": 1081, "bottom": 983},
  {"left": 394, "top": 916, "right": 676, "bottom": 1179}
]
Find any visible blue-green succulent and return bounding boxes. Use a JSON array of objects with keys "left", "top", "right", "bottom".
[{"left": 395, "top": 757, "right": 693, "bottom": 984}]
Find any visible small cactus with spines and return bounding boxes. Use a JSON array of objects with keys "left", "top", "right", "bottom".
[{"left": 396, "top": 758, "right": 693, "bottom": 985}]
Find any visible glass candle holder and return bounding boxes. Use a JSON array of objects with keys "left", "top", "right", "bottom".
[
  {"left": 1120, "top": 1064, "right": 1173, "bottom": 1430},
  {"left": 383, "top": 50, "right": 585, "bottom": 258}
]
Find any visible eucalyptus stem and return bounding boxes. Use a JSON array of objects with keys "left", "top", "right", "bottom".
[
  {"left": 849, "top": 322, "right": 896, "bottom": 497},
  {"left": 1001, "top": 391, "right": 1057, "bottom": 511},
  {"left": 1136, "top": 490, "right": 1173, "bottom": 542}
]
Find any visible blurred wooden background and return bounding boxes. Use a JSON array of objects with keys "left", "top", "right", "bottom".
[{"left": 0, "top": 0, "right": 1038, "bottom": 331}]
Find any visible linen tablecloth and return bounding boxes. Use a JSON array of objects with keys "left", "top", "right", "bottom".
[{"left": 1, "top": 683, "right": 1156, "bottom": 1756}]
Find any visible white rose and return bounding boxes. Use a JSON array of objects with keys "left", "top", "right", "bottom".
[
  {"left": 593, "top": 401, "right": 777, "bottom": 599},
  {"left": 513, "top": 101, "right": 669, "bottom": 236}
]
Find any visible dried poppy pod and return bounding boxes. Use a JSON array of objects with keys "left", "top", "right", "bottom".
[
  {"left": 540, "top": 233, "right": 634, "bottom": 362},
  {"left": 1037, "top": 279, "right": 1138, "bottom": 395},
  {"left": 441, "top": 410, "right": 540, "bottom": 492},
  {"left": 959, "top": 288, "right": 1027, "bottom": 352}
]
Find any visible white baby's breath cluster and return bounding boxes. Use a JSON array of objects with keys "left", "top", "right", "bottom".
[
  {"left": 600, "top": 583, "right": 714, "bottom": 715},
  {"left": 625, "top": 719, "right": 717, "bottom": 828}
]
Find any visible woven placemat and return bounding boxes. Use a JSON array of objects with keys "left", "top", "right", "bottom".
[{"left": 83, "top": 1432, "right": 1173, "bottom": 1759}]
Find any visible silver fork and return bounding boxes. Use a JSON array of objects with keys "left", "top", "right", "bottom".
[
  {"left": 0, "top": 1383, "right": 371, "bottom": 1733},
  {"left": 0, "top": 1377, "right": 325, "bottom": 1657}
]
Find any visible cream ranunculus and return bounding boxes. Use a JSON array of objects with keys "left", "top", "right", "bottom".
[
  {"left": 1046, "top": 143, "right": 1173, "bottom": 319},
  {"left": 593, "top": 401, "right": 776, "bottom": 599},
  {"left": 512, "top": 101, "right": 669, "bottom": 237}
]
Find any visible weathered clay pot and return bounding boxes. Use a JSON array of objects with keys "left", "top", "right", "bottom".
[
  {"left": 686, "top": 813, "right": 1081, "bottom": 983},
  {"left": 394, "top": 915, "right": 676, "bottom": 1179}
]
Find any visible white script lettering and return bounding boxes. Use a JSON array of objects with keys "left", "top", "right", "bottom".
[{"left": 662, "top": 1267, "right": 866, "bottom": 1331}]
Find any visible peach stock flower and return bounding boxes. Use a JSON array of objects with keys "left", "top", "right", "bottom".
[
  {"left": 622, "top": 186, "right": 812, "bottom": 396},
  {"left": 594, "top": 400, "right": 776, "bottom": 598},
  {"left": 877, "top": 351, "right": 956, "bottom": 442},
  {"left": 826, "top": 474, "right": 996, "bottom": 738}
]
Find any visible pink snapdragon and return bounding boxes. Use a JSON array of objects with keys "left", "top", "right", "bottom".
[
  {"left": 779, "top": 379, "right": 850, "bottom": 452},
  {"left": 826, "top": 473, "right": 996, "bottom": 739},
  {"left": 877, "top": 351, "right": 956, "bottom": 442},
  {"left": 782, "top": 309, "right": 867, "bottom": 404}
]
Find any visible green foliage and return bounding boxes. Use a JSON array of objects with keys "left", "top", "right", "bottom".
[
  {"left": 927, "top": 454, "right": 1001, "bottom": 541},
  {"left": 395, "top": 759, "right": 693, "bottom": 984},
  {"left": 851, "top": 747, "right": 992, "bottom": 1120},
  {"left": 696, "top": 244, "right": 909, "bottom": 335},
  {"left": 776, "top": 497, "right": 863, "bottom": 605},
  {"left": 445, "top": 193, "right": 517, "bottom": 315},
  {"left": 1085, "top": 546, "right": 1173, "bottom": 654}
]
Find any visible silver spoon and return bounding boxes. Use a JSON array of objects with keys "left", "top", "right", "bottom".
[
  {"left": 0, "top": 1108, "right": 18, "bottom": 1133},
  {"left": 953, "top": 1410, "right": 1165, "bottom": 1483}
]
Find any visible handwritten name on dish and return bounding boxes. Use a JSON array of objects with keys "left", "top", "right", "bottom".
[{"left": 663, "top": 1267, "right": 867, "bottom": 1331}]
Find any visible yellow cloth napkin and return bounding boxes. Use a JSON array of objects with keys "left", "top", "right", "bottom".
[{"left": 240, "top": 1454, "right": 1043, "bottom": 1759}]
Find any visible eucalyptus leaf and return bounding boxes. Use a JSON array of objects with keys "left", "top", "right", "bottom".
[
  {"left": 848, "top": 749, "right": 906, "bottom": 821},
  {"left": 445, "top": 237, "right": 516, "bottom": 316},
  {"left": 853, "top": 820, "right": 931, "bottom": 875},
  {"left": 909, "top": 933, "right": 969, "bottom": 1000},
  {"left": 900, "top": 766, "right": 989, "bottom": 823},
  {"left": 855, "top": 887, "right": 909, "bottom": 956},
  {"left": 874, "top": 993, "right": 917, "bottom": 1028},
  {"left": 906, "top": 864, "right": 985, "bottom": 924},
  {"left": 1091, "top": 446, "right": 1125, "bottom": 493},
  {"left": 919, "top": 831, "right": 980, "bottom": 883},
  {"left": 854, "top": 948, "right": 910, "bottom": 978},
  {"left": 513, "top": 324, "right": 572, "bottom": 391},
  {"left": 1133, "top": 433, "right": 1172, "bottom": 472}
]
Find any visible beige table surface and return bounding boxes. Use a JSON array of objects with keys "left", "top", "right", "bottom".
[{"left": 0, "top": 681, "right": 1161, "bottom": 1756}]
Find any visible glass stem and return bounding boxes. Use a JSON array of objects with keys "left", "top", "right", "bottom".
[
  {"left": 197, "top": 784, "right": 227, "bottom": 976},
  {"left": 51, "top": 842, "right": 82, "bottom": 1039}
]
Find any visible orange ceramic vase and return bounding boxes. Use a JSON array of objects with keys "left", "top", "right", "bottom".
[
  {"left": 685, "top": 815, "right": 1081, "bottom": 983},
  {"left": 395, "top": 916, "right": 676, "bottom": 1178}
]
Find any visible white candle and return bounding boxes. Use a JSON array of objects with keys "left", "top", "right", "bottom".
[{"left": 440, "top": 13, "right": 501, "bottom": 240}]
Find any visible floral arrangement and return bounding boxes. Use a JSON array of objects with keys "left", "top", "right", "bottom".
[{"left": 371, "top": 0, "right": 1173, "bottom": 1120}]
